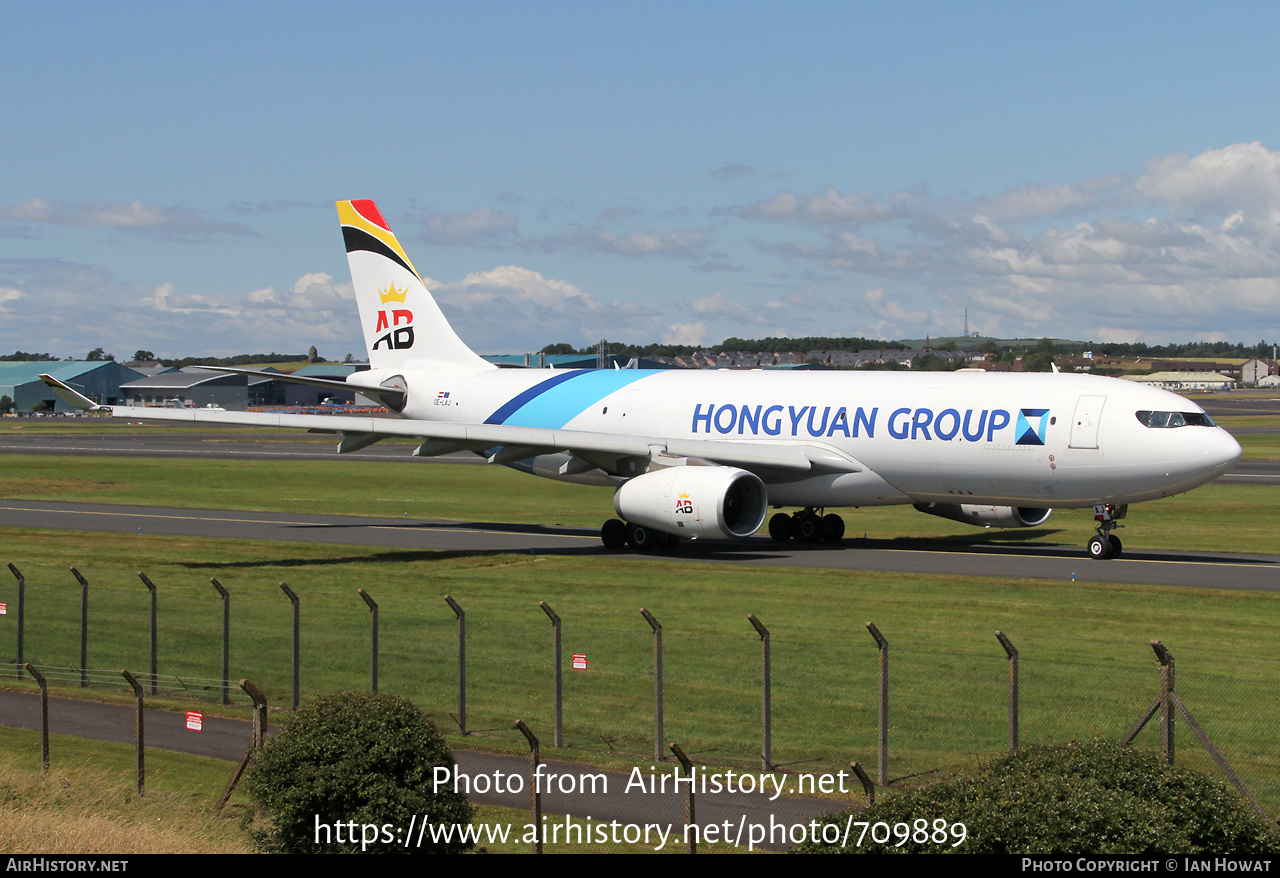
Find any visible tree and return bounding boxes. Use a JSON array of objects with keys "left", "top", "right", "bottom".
[
  {"left": 796, "top": 739, "right": 1279, "bottom": 854},
  {"left": 0, "top": 395, "right": 13, "bottom": 413},
  {"left": 133, "top": 350, "right": 156, "bottom": 362},
  {"left": 540, "top": 342, "right": 576, "bottom": 355},
  {"left": 245, "top": 692, "right": 475, "bottom": 854},
  {"left": 86, "top": 348, "right": 106, "bottom": 361}
]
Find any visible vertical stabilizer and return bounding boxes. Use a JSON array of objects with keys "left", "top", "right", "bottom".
[{"left": 337, "top": 200, "right": 493, "bottom": 372}]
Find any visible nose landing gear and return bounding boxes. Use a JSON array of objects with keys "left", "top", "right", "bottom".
[{"left": 1087, "top": 504, "right": 1127, "bottom": 559}]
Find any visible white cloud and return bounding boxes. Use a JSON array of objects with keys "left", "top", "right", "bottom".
[
  {"left": 663, "top": 322, "right": 707, "bottom": 346},
  {"left": 417, "top": 208, "right": 519, "bottom": 245},
  {"left": 0, "top": 198, "right": 256, "bottom": 239},
  {"left": 863, "top": 288, "right": 927, "bottom": 327},
  {"left": 689, "top": 292, "right": 771, "bottom": 325},
  {"left": 422, "top": 265, "right": 666, "bottom": 351},
  {"left": 736, "top": 143, "right": 1280, "bottom": 341},
  {"left": 711, "top": 164, "right": 756, "bottom": 182},
  {"left": 532, "top": 227, "right": 707, "bottom": 258},
  {"left": 0, "top": 287, "right": 22, "bottom": 312},
  {"left": 732, "top": 186, "right": 905, "bottom": 225}
]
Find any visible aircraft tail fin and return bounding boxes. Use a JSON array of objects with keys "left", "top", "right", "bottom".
[{"left": 337, "top": 200, "right": 493, "bottom": 372}]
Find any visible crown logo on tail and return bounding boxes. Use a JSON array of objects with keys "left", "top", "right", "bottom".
[{"left": 379, "top": 284, "right": 408, "bottom": 304}]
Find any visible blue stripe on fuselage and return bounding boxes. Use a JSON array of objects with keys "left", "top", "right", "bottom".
[{"left": 485, "top": 370, "right": 653, "bottom": 428}]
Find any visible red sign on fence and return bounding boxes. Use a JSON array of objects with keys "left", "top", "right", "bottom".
[
  {"left": 572, "top": 653, "right": 587, "bottom": 670},
  {"left": 186, "top": 711, "right": 203, "bottom": 731}
]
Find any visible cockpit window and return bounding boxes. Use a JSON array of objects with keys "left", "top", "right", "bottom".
[{"left": 1135, "top": 410, "right": 1216, "bottom": 428}]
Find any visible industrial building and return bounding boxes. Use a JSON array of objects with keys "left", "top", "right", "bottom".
[{"left": 0, "top": 361, "right": 144, "bottom": 413}]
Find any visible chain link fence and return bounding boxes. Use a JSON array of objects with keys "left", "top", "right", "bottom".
[{"left": 3, "top": 562, "right": 1278, "bottom": 824}]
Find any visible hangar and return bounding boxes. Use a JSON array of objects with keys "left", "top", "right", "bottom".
[{"left": 0, "top": 360, "right": 144, "bottom": 413}]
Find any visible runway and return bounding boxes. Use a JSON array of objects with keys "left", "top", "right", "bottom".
[
  {"left": 2, "top": 498, "right": 1278, "bottom": 592},
  {"left": 3, "top": 419, "right": 1279, "bottom": 591}
]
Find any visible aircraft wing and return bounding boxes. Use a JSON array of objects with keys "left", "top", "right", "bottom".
[
  {"left": 198, "top": 366, "right": 407, "bottom": 410},
  {"left": 40, "top": 374, "right": 859, "bottom": 477}
]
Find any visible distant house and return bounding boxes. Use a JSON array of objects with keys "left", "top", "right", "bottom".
[
  {"left": 1241, "top": 358, "right": 1276, "bottom": 385},
  {"left": 1124, "top": 372, "right": 1237, "bottom": 392}
]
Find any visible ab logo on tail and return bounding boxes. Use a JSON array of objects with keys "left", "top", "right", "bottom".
[{"left": 373, "top": 284, "right": 415, "bottom": 350}]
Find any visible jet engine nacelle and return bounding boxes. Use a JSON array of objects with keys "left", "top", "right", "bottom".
[
  {"left": 913, "top": 503, "right": 1052, "bottom": 529},
  {"left": 615, "top": 466, "right": 768, "bottom": 540}
]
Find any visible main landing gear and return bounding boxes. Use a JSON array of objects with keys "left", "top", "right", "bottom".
[
  {"left": 1087, "top": 503, "right": 1127, "bottom": 560},
  {"left": 768, "top": 508, "right": 845, "bottom": 545},
  {"left": 600, "top": 518, "right": 681, "bottom": 552}
]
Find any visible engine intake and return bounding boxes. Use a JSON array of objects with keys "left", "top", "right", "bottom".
[
  {"left": 914, "top": 503, "right": 1052, "bottom": 529},
  {"left": 615, "top": 466, "right": 768, "bottom": 540}
]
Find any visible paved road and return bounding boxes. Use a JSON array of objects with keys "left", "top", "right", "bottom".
[
  {"left": 0, "top": 689, "right": 838, "bottom": 850},
  {"left": 3, "top": 421, "right": 1279, "bottom": 589},
  {"left": 1, "top": 499, "right": 1278, "bottom": 592}
]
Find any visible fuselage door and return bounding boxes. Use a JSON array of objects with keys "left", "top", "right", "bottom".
[{"left": 1068, "top": 395, "right": 1106, "bottom": 449}]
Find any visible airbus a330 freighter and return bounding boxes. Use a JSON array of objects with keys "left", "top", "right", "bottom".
[{"left": 43, "top": 200, "right": 1242, "bottom": 559}]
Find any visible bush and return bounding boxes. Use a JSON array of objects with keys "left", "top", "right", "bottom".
[
  {"left": 795, "top": 739, "right": 1280, "bottom": 854},
  {"left": 245, "top": 692, "right": 475, "bottom": 853}
]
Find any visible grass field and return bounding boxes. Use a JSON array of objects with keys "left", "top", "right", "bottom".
[
  {"left": 2, "top": 522, "right": 1279, "bottom": 815},
  {"left": 1, "top": 432, "right": 1278, "bottom": 849},
  {"left": 0, "top": 726, "right": 751, "bottom": 853}
]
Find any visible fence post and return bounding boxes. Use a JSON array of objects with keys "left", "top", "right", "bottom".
[
  {"left": 7, "top": 564, "right": 23, "bottom": 679},
  {"left": 669, "top": 742, "right": 696, "bottom": 854},
  {"left": 995, "top": 630, "right": 1019, "bottom": 750},
  {"left": 445, "top": 596, "right": 466, "bottom": 735},
  {"left": 280, "top": 583, "right": 300, "bottom": 710},
  {"left": 515, "top": 720, "right": 542, "bottom": 854},
  {"left": 866, "top": 622, "right": 888, "bottom": 786},
  {"left": 211, "top": 578, "right": 230, "bottom": 705},
  {"left": 216, "top": 679, "right": 268, "bottom": 814},
  {"left": 747, "top": 614, "right": 771, "bottom": 771},
  {"left": 25, "top": 663, "right": 48, "bottom": 773},
  {"left": 850, "top": 761, "right": 875, "bottom": 805},
  {"left": 359, "top": 589, "right": 378, "bottom": 693},
  {"left": 138, "top": 573, "right": 158, "bottom": 695},
  {"left": 539, "top": 601, "right": 562, "bottom": 748},
  {"left": 241, "top": 679, "right": 268, "bottom": 751},
  {"left": 641, "top": 608, "right": 663, "bottom": 760},
  {"left": 1151, "top": 641, "right": 1175, "bottom": 764},
  {"left": 121, "top": 669, "right": 144, "bottom": 795},
  {"left": 70, "top": 567, "right": 88, "bottom": 688}
]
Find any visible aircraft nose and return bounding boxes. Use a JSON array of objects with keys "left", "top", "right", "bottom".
[{"left": 1206, "top": 427, "right": 1243, "bottom": 476}]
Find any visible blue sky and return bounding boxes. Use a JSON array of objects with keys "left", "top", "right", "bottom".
[{"left": 4, "top": 2, "right": 1280, "bottom": 359}]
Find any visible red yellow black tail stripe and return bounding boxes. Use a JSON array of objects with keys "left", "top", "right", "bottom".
[{"left": 336, "top": 200, "right": 424, "bottom": 284}]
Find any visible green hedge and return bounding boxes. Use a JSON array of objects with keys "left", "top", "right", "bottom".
[{"left": 796, "top": 739, "right": 1280, "bottom": 854}]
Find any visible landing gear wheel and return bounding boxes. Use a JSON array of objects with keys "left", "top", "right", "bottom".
[
  {"left": 768, "top": 513, "right": 794, "bottom": 543},
  {"left": 1108, "top": 536, "right": 1122, "bottom": 558},
  {"left": 796, "top": 513, "right": 822, "bottom": 543},
  {"left": 1087, "top": 535, "right": 1114, "bottom": 560},
  {"left": 601, "top": 518, "right": 628, "bottom": 550},
  {"left": 820, "top": 513, "right": 845, "bottom": 544},
  {"left": 651, "top": 531, "right": 680, "bottom": 551},
  {"left": 626, "top": 523, "right": 652, "bottom": 551}
]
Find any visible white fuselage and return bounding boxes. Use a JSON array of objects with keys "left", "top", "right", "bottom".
[{"left": 354, "top": 366, "right": 1242, "bottom": 510}]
